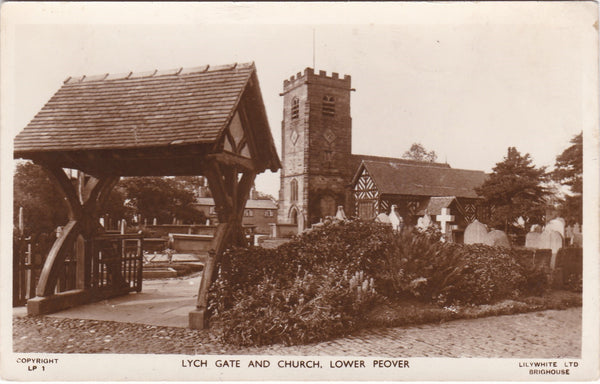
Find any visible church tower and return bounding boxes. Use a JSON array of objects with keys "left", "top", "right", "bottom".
[{"left": 278, "top": 68, "right": 353, "bottom": 228}]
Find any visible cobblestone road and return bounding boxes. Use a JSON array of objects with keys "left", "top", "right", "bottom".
[{"left": 13, "top": 307, "right": 580, "bottom": 357}]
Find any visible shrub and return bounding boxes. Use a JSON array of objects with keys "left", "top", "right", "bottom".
[
  {"left": 209, "top": 219, "right": 549, "bottom": 346},
  {"left": 210, "top": 266, "right": 377, "bottom": 346}
]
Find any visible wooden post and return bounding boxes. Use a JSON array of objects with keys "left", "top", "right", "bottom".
[{"left": 190, "top": 162, "right": 256, "bottom": 329}]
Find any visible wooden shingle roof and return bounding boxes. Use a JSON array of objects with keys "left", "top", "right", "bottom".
[
  {"left": 353, "top": 159, "right": 487, "bottom": 199},
  {"left": 13, "top": 62, "right": 281, "bottom": 177},
  {"left": 15, "top": 62, "right": 256, "bottom": 152}
]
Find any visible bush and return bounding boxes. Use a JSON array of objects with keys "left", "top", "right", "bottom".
[
  {"left": 209, "top": 219, "right": 549, "bottom": 346},
  {"left": 212, "top": 267, "right": 376, "bottom": 346}
]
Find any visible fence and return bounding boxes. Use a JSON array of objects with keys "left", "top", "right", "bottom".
[
  {"left": 90, "top": 233, "right": 144, "bottom": 294},
  {"left": 13, "top": 233, "right": 144, "bottom": 307}
]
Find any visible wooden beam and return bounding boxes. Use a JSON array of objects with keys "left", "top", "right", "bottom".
[
  {"left": 206, "top": 153, "right": 255, "bottom": 172},
  {"left": 35, "top": 220, "right": 81, "bottom": 297},
  {"left": 38, "top": 164, "right": 82, "bottom": 221}
]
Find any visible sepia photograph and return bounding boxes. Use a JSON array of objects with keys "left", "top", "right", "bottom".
[{"left": 1, "top": 2, "right": 598, "bottom": 381}]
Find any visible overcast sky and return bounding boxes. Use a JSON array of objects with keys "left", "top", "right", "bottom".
[{"left": 2, "top": 2, "right": 596, "bottom": 197}]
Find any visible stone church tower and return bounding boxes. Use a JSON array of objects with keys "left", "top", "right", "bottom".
[{"left": 278, "top": 68, "right": 354, "bottom": 228}]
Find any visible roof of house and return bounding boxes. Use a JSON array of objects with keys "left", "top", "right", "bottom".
[
  {"left": 14, "top": 62, "right": 257, "bottom": 152},
  {"left": 353, "top": 159, "right": 487, "bottom": 199},
  {"left": 416, "top": 196, "right": 457, "bottom": 216},
  {"left": 195, "top": 197, "right": 277, "bottom": 210}
]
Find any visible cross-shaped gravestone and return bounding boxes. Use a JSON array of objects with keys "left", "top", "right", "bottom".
[{"left": 436, "top": 208, "right": 455, "bottom": 239}]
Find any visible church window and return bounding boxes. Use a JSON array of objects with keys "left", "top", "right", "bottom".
[
  {"left": 244, "top": 209, "right": 254, "bottom": 217},
  {"left": 290, "top": 178, "right": 298, "bottom": 202},
  {"left": 322, "top": 95, "right": 335, "bottom": 116},
  {"left": 291, "top": 97, "right": 299, "bottom": 119},
  {"left": 264, "top": 209, "right": 274, "bottom": 217}
]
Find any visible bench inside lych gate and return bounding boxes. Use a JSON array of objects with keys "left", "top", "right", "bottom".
[{"left": 13, "top": 62, "right": 280, "bottom": 329}]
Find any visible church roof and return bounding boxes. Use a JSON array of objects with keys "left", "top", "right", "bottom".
[
  {"left": 15, "top": 62, "right": 261, "bottom": 152},
  {"left": 348, "top": 154, "right": 450, "bottom": 175},
  {"left": 353, "top": 159, "right": 487, "bottom": 199}
]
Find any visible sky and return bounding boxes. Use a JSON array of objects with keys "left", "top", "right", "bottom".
[{"left": 1, "top": 2, "right": 597, "bottom": 198}]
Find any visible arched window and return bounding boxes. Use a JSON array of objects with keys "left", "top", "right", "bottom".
[
  {"left": 291, "top": 97, "right": 299, "bottom": 120},
  {"left": 290, "top": 178, "right": 298, "bottom": 202},
  {"left": 322, "top": 95, "right": 335, "bottom": 116}
]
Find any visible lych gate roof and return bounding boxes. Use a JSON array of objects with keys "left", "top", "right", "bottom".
[
  {"left": 354, "top": 159, "right": 487, "bottom": 199},
  {"left": 14, "top": 62, "right": 280, "bottom": 176}
]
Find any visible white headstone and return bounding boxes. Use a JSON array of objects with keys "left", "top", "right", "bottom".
[
  {"left": 335, "top": 206, "right": 347, "bottom": 221},
  {"left": 545, "top": 218, "right": 566, "bottom": 238},
  {"left": 436, "top": 208, "right": 455, "bottom": 239},
  {"left": 464, "top": 220, "right": 488, "bottom": 244},
  {"left": 417, "top": 214, "right": 432, "bottom": 231},
  {"left": 540, "top": 229, "right": 563, "bottom": 266},
  {"left": 484, "top": 229, "right": 511, "bottom": 248},
  {"left": 389, "top": 205, "right": 403, "bottom": 231},
  {"left": 525, "top": 232, "right": 542, "bottom": 248},
  {"left": 375, "top": 213, "right": 391, "bottom": 224}
]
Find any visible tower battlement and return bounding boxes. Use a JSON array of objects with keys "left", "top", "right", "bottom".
[{"left": 283, "top": 67, "right": 351, "bottom": 92}]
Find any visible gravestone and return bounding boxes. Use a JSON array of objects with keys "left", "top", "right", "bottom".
[
  {"left": 464, "top": 220, "right": 488, "bottom": 245},
  {"left": 375, "top": 213, "right": 391, "bottom": 224},
  {"left": 525, "top": 232, "right": 542, "bottom": 249},
  {"left": 389, "top": 205, "right": 403, "bottom": 231},
  {"left": 572, "top": 223, "right": 583, "bottom": 247},
  {"left": 545, "top": 218, "right": 565, "bottom": 238},
  {"left": 540, "top": 229, "right": 563, "bottom": 267},
  {"left": 484, "top": 229, "right": 511, "bottom": 248},
  {"left": 335, "top": 205, "right": 347, "bottom": 221},
  {"left": 417, "top": 214, "right": 432, "bottom": 231},
  {"left": 436, "top": 208, "right": 455, "bottom": 240},
  {"left": 530, "top": 224, "right": 543, "bottom": 233}
]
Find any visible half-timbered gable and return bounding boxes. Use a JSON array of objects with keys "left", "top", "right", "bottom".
[{"left": 351, "top": 159, "right": 487, "bottom": 233}]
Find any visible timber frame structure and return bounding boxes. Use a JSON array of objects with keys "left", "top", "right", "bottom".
[{"left": 13, "top": 62, "right": 280, "bottom": 329}]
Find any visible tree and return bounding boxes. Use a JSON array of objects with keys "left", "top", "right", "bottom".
[
  {"left": 475, "top": 147, "right": 549, "bottom": 233},
  {"left": 119, "top": 177, "right": 206, "bottom": 225},
  {"left": 13, "top": 161, "right": 69, "bottom": 236},
  {"left": 552, "top": 132, "right": 582, "bottom": 223},
  {"left": 402, "top": 143, "right": 438, "bottom": 162}
]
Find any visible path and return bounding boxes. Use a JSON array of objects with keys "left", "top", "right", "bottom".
[{"left": 13, "top": 308, "right": 581, "bottom": 357}]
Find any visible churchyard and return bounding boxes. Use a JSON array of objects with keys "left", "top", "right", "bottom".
[{"left": 11, "top": 62, "right": 583, "bottom": 355}]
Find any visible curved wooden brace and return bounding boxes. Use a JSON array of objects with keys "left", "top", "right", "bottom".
[
  {"left": 33, "top": 168, "right": 119, "bottom": 298},
  {"left": 36, "top": 220, "right": 81, "bottom": 296},
  {"left": 38, "top": 164, "right": 82, "bottom": 221}
]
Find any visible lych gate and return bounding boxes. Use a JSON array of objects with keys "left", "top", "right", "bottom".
[{"left": 13, "top": 62, "right": 280, "bottom": 329}]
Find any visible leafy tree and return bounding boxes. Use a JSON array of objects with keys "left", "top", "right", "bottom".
[
  {"left": 552, "top": 132, "right": 582, "bottom": 224},
  {"left": 402, "top": 143, "right": 438, "bottom": 162},
  {"left": 119, "top": 177, "right": 206, "bottom": 225},
  {"left": 475, "top": 147, "right": 549, "bottom": 234},
  {"left": 13, "top": 161, "right": 69, "bottom": 236}
]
